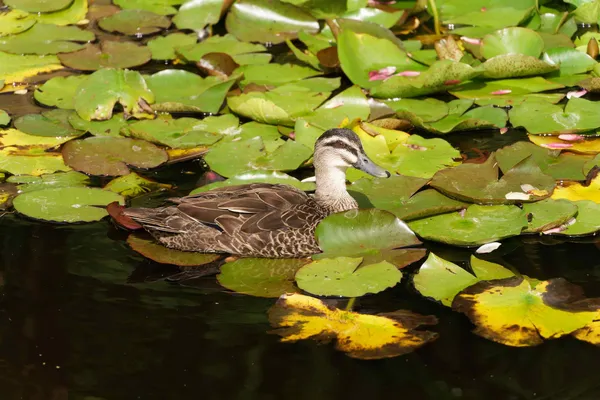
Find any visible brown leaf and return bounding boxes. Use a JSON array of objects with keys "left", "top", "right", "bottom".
[{"left": 196, "top": 52, "right": 240, "bottom": 79}]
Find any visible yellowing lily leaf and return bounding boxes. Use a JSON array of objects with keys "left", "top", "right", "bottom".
[
  {"left": 0, "top": 149, "right": 71, "bottom": 176},
  {"left": 452, "top": 277, "right": 597, "bottom": 347},
  {"left": 529, "top": 134, "right": 600, "bottom": 154},
  {"left": 268, "top": 293, "right": 438, "bottom": 359},
  {"left": 0, "top": 128, "right": 74, "bottom": 149},
  {"left": 552, "top": 174, "right": 600, "bottom": 203},
  {"left": 0, "top": 51, "right": 63, "bottom": 90}
]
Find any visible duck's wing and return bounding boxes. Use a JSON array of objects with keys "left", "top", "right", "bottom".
[{"left": 173, "top": 183, "right": 313, "bottom": 234}]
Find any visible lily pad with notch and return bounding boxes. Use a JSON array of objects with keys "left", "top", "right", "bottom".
[
  {"left": 68, "top": 113, "right": 128, "bottom": 137},
  {"left": 147, "top": 33, "right": 197, "bottom": 60},
  {"left": 34, "top": 75, "right": 88, "bottom": 110},
  {"left": 522, "top": 199, "right": 579, "bottom": 233},
  {"left": 58, "top": 42, "right": 152, "bottom": 71},
  {"left": 125, "top": 117, "right": 224, "bottom": 149}
]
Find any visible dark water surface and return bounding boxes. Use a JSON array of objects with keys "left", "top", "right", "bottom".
[{"left": 1, "top": 128, "right": 600, "bottom": 400}]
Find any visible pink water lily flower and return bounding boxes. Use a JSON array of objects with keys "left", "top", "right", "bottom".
[
  {"left": 566, "top": 89, "right": 587, "bottom": 99},
  {"left": 491, "top": 89, "right": 511, "bottom": 95},
  {"left": 461, "top": 36, "right": 481, "bottom": 45},
  {"left": 369, "top": 66, "right": 397, "bottom": 81},
  {"left": 558, "top": 134, "right": 584, "bottom": 141},
  {"left": 396, "top": 70, "right": 421, "bottom": 77},
  {"left": 542, "top": 142, "right": 573, "bottom": 149}
]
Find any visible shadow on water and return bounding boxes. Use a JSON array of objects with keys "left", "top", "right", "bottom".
[{"left": 1, "top": 209, "right": 600, "bottom": 399}]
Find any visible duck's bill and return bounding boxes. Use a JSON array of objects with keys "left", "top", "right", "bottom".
[{"left": 354, "top": 156, "right": 391, "bottom": 178}]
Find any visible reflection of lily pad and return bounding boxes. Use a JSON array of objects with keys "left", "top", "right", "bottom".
[
  {"left": 408, "top": 204, "right": 528, "bottom": 246},
  {"left": 127, "top": 234, "right": 219, "bottom": 266},
  {"left": 269, "top": 293, "right": 438, "bottom": 359},
  {"left": 430, "top": 155, "right": 555, "bottom": 204},
  {"left": 218, "top": 258, "right": 309, "bottom": 298},
  {"left": 98, "top": 9, "right": 171, "bottom": 36},
  {"left": 58, "top": 42, "right": 152, "bottom": 71},
  {"left": 62, "top": 137, "right": 168, "bottom": 176},
  {"left": 13, "top": 187, "right": 125, "bottom": 223},
  {"left": 74, "top": 69, "right": 154, "bottom": 121},
  {"left": 0, "top": 23, "right": 94, "bottom": 55}
]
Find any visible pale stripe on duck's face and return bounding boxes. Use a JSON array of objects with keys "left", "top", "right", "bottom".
[{"left": 315, "top": 129, "right": 390, "bottom": 178}]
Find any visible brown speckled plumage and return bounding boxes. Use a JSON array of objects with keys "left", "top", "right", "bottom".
[{"left": 124, "top": 128, "right": 390, "bottom": 258}]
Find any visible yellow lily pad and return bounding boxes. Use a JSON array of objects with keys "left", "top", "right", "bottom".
[
  {"left": 268, "top": 293, "right": 438, "bottom": 359},
  {"left": 0, "top": 51, "right": 63, "bottom": 88},
  {"left": 552, "top": 174, "right": 600, "bottom": 203},
  {"left": 529, "top": 134, "right": 600, "bottom": 154}
]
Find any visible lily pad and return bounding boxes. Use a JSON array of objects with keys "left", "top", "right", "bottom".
[
  {"left": 145, "top": 69, "right": 237, "bottom": 114},
  {"left": 125, "top": 117, "right": 224, "bottom": 149},
  {"left": 522, "top": 199, "right": 579, "bottom": 233},
  {"left": 176, "top": 34, "right": 270, "bottom": 65},
  {"left": 218, "top": 258, "right": 310, "bottom": 298},
  {"left": 104, "top": 172, "right": 171, "bottom": 198},
  {"left": 408, "top": 204, "right": 528, "bottom": 246},
  {"left": 98, "top": 9, "right": 171, "bottom": 36},
  {"left": 0, "top": 24, "right": 94, "bottom": 55},
  {"left": 58, "top": 42, "right": 152, "bottom": 71},
  {"left": 62, "top": 137, "right": 168, "bottom": 176},
  {"left": 173, "top": 0, "right": 227, "bottom": 30},
  {"left": 481, "top": 27, "right": 545, "bottom": 59},
  {"left": 74, "top": 69, "right": 155, "bottom": 121},
  {"left": 13, "top": 187, "right": 125, "bottom": 223},
  {"left": 479, "top": 54, "right": 558, "bottom": 79},
  {"left": 0, "top": 149, "right": 70, "bottom": 176},
  {"left": 430, "top": 155, "right": 556, "bottom": 204},
  {"left": 204, "top": 136, "right": 312, "bottom": 177},
  {"left": 147, "top": 33, "right": 197, "bottom": 60},
  {"left": 509, "top": 98, "right": 600, "bottom": 135},
  {"left": 269, "top": 293, "right": 438, "bottom": 359},
  {"left": 543, "top": 47, "right": 597, "bottom": 77},
  {"left": 14, "top": 110, "right": 82, "bottom": 138},
  {"left": 0, "top": 51, "right": 63, "bottom": 89},
  {"left": 237, "top": 63, "right": 322, "bottom": 88},
  {"left": 190, "top": 171, "right": 315, "bottom": 194},
  {"left": 114, "top": 0, "right": 184, "bottom": 15},
  {"left": 4, "top": 0, "right": 73, "bottom": 13},
  {"left": 7, "top": 171, "right": 89, "bottom": 192},
  {"left": 552, "top": 174, "right": 600, "bottom": 203},
  {"left": 225, "top": 0, "right": 319, "bottom": 44},
  {"left": 127, "top": 233, "right": 219, "bottom": 266},
  {"left": 0, "top": 110, "right": 11, "bottom": 126},
  {"left": 34, "top": 75, "right": 88, "bottom": 110},
  {"left": 68, "top": 113, "right": 128, "bottom": 137},
  {"left": 414, "top": 253, "right": 514, "bottom": 306},
  {"left": 370, "top": 60, "right": 480, "bottom": 99},
  {"left": 391, "top": 189, "right": 468, "bottom": 221},
  {"left": 528, "top": 135, "right": 600, "bottom": 154},
  {"left": 0, "top": 10, "right": 36, "bottom": 36},
  {"left": 557, "top": 200, "right": 600, "bottom": 236},
  {"left": 35, "top": 0, "right": 88, "bottom": 26},
  {"left": 349, "top": 174, "right": 429, "bottom": 211},
  {"left": 0, "top": 128, "right": 74, "bottom": 149}
]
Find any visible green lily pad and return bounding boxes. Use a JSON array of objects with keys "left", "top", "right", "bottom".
[
  {"left": 173, "top": 0, "right": 226, "bottom": 29},
  {"left": 5, "top": 0, "right": 73, "bottom": 13},
  {"left": 58, "top": 42, "right": 152, "bottom": 71},
  {"left": 0, "top": 128, "right": 74, "bottom": 149},
  {"left": 370, "top": 60, "right": 480, "bottom": 98},
  {"left": 0, "top": 10, "right": 36, "bottom": 36},
  {"left": 225, "top": 0, "right": 319, "bottom": 44},
  {"left": 565, "top": 0, "right": 600, "bottom": 24},
  {"left": 13, "top": 187, "right": 125, "bottom": 223},
  {"left": 414, "top": 253, "right": 514, "bottom": 306},
  {"left": 522, "top": 199, "right": 579, "bottom": 233},
  {"left": 0, "top": 51, "right": 63, "bottom": 87},
  {"left": 114, "top": 0, "right": 184, "bottom": 15},
  {"left": 349, "top": 174, "right": 428, "bottom": 206},
  {"left": 348, "top": 131, "right": 461, "bottom": 180},
  {"left": 509, "top": 98, "right": 600, "bottom": 135},
  {"left": 125, "top": 117, "right": 223, "bottom": 149},
  {"left": 450, "top": 77, "right": 565, "bottom": 106},
  {"left": 68, "top": 113, "right": 128, "bottom": 137},
  {"left": 0, "top": 23, "right": 94, "bottom": 55},
  {"left": 176, "top": 34, "right": 270, "bottom": 65},
  {"left": 34, "top": 75, "right": 88, "bottom": 110},
  {"left": 104, "top": 172, "right": 171, "bottom": 198},
  {"left": 295, "top": 257, "right": 402, "bottom": 297},
  {"left": 145, "top": 69, "right": 238, "bottom": 114},
  {"left": 62, "top": 137, "right": 168, "bottom": 176},
  {"left": 190, "top": 171, "right": 315, "bottom": 194},
  {"left": 0, "top": 149, "right": 70, "bottom": 176},
  {"left": 392, "top": 189, "right": 468, "bottom": 221},
  {"left": 430, "top": 155, "right": 556, "bottom": 204},
  {"left": 14, "top": 110, "right": 82, "bottom": 138},
  {"left": 285, "top": 38, "right": 321, "bottom": 70},
  {"left": 446, "top": 5, "right": 534, "bottom": 33},
  {"left": 98, "top": 9, "right": 171, "bottom": 36},
  {"left": 147, "top": 33, "right": 197, "bottom": 60},
  {"left": 0, "top": 110, "right": 10, "bottom": 126},
  {"left": 227, "top": 85, "right": 330, "bottom": 127},
  {"left": 481, "top": 27, "right": 544, "bottom": 59},
  {"left": 556, "top": 200, "right": 600, "bottom": 236},
  {"left": 385, "top": 98, "right": 450, "bottom": 122},
  {"left": 543, "top": 47, "right": 597, "bottom": 77},
  {"left": 408, "top": 204, "right": 528, "bottom": 246},
  {"left": 7, "top": 171, "right": 89, "bottom": 192},
  {"left": 35, "top": 0, "right": 89, "bottom": 26},
  {"left": 479, "top": 54, "right": 558, "bottom": 79},
  {"left": 204, "top": 137, "right": 312, "bottom": 177},
  {"left": 127, "top": 233, "right": 219, "bottom": 266},
  {"left": 74, "top": 69, "right": 154, "bottom": 121},
  {"left": 237, "top": 63, "right": 321, "bottom": 88},
  {"left": 218, "top": 258, "right": 309, "bottom": 298}
]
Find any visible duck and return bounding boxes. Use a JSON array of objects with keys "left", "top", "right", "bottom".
[{"left": 124, "top": 128, "right": 391, "bottom": 258}]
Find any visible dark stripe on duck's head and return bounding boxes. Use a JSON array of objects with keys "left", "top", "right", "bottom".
[
  {"left": 324, "top": 140, "right": 359, "bottom": 157},
  {"left": 316, "top": 128, "right": 362, "bottom": 148}
]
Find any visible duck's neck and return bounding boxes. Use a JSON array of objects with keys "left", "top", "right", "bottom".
[{"left": 314, "top": 165, "right": 358, "bottom": 214}]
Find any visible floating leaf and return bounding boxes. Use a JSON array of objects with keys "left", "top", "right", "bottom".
[
  {"left": 269, "top": 293, "right": 438, "bottom": 359},
  {"left": 552, "top": 174, "right": 600, "bottom": 203},
  {"left": 68, "top": 113, "right": 128, "bottom": 137},
  {"left": 126, "top": 117, "right": 224, "bottom": 149},
  {"left": 74, "top": 69, "right": 154, "bottom": 121},
  {"left": 190, "top": 171, "right": 315, "bottom": 194},
  {"left": 218, "top": 258, "right": 310, "bottom": 298},
  {"left": 481, "top": 27, "right": 544, "bottom": 59},
  {"left": 349, "top": 174, "right": 429, "bottom": 211},
  {"left": 14, "top": 110, "right": 82, "bottom": 138},
  {"left": 35, "top": 0, "right": 88, "bottom": 26},
  {"left": 0, "top": 148, "right": 70, "bottom": 176},
  {"left": 58, "top": 42, "right": 152, "bottom": 71},
  {"left": 522, "top": 199, "right": 579, "bottom": 233},
  {"left": 104, "top": 172, "right": 171, "bottom": 198},
  {"left": 543, "top": 47, "right": 597, "bottom": 77},
  {"left": 391, "top": 189, "right": 468, "bottom": 221},
  {"left": 173, "top": 0, "right": 227, "bottom": 30},
  {"left": 225, "top": 0, "right": 319, "bottom": 44},
  {"left": 237, "top": 63, "right": 321, "bottom": 88},
  {"left": 147, "top": 32, "right": 197, "bottom": 60},
  {"left": 62, "top": 137, "right": 168, "bottom": 176},
  {"left": 0, "top": 110, "right": 11, "bottom": 126},
  {"left": 7, "top": 171, "right": 89, "bottom": 192},
  {"left": 98, "top": 9, "right": 171, "bottom": 36},
  {"left": 414, "top": 253, "right": 513, "bottom": 306},
  {"left": 430, "top": 155, "right": 555, "bottom": 204},
  {"left": 34, "top": 75, "right": 88, "bottom": 109},
  {"left": 0, "top": 128, "right": 74, "bottom": 149},
  {"left": 528, "top": 134, "right": 600, "bottom": 154},
  {"left": 408, "top": 205, "right": 528, "bottom": 246},
  {"left": 0, "top": 10, "right": 35, "bottom": 36},
  {"left": 558, "top": 200, "right": 600, "bottom": 236},
  {"left": 127, "top": 233, "right": 219, "bottom": 266},
  {"left": 4, "top": 0, "right": 73, "bottom": 13},
  {"left": 177, "top": 34, "right": 270, "bottom": 65},
  {"left": 479, "top": 54, "right": 558, "bottom": 80},
  {"left": 0, "top": 51, "right": 63, "bottom": 88},
  {"left": 0, "top": 24, "right": 94, "bottom": 55},
  {"left": 13, "top": 187, "right": 124, "bottom": 223},
  {"left": 114, "top": 0, "right": 184, "bottom": 15}
]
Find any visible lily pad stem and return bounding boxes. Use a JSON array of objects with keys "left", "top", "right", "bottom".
[
  {"left": 345, "top": 297, "right": 356, "bottom": 311},
  {"left": 428, "top": 0, "right": 441, "bottom": 36}
]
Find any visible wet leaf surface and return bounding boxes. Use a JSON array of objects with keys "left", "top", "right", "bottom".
[
  {"left": 98, "top": 9, "right": 171, "bottom": 36},
  {"left": 58, "top": 42, "right": 152, "bottom": 71}
]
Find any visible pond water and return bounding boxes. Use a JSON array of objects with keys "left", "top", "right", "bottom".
[{"left": 1, "top": 128, "right": 600, "bottom": 400}]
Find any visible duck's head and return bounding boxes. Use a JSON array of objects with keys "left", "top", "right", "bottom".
[{"left": 314, "top": 128, "right": 390, "bottom": 178}]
